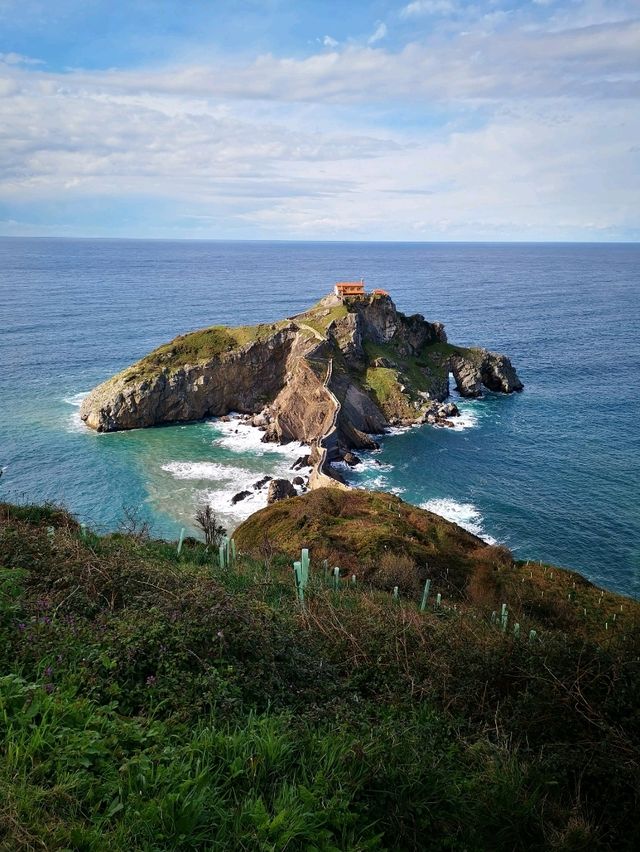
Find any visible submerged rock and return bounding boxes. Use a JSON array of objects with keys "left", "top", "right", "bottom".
[{"left": 290, "top": 455, "right": 311, "bottom": 471}]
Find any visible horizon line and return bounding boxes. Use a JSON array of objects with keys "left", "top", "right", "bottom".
[{"left": 1, "top": 235, "right": 639, "bottom": 246}]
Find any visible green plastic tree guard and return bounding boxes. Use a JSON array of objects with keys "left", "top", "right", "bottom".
[
  {"left": 301, "top": 548, "right": 310, "bottom": 585},
  {"left": 419, "top": 579, "right": 431, "bottom": 612}
]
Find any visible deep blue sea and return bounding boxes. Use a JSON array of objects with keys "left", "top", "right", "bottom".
[{"left": 1, "top": 238, "right": 638, "bottom": 596}]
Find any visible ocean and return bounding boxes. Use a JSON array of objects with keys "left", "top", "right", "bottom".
[{"left": 1, "top": 238, "right": 638, "bottom": 596}]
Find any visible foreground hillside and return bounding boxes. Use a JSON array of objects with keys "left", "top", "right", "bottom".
[
  {"left": 1, "top": 499, "right": 639, "bottom": 851},
  {"left": 235, "top": 488, "right": 633, "bottom": 641}
]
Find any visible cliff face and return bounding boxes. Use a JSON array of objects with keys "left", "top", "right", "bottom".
[
  {"left": 80, "top": 326, "right": 299, "bottom": 432},
  {"left": 80, "top": 293, "right": 523, "bottom": 471}
]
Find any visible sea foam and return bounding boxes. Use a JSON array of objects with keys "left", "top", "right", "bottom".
[
  {"left": 162, "top": 416, "right": 311, "bottom": 524},
  {"left": 64, "top": 391, "right": 90, "bottom": 407},
  {"left": 420, "top": 497, "right": 497, "bottom": 545},
  {"left": 446, "top": 374, "right": 480, "bottom": 431},
  {"left": 209, "top": 417, "right": 309, "bottom": 460},
  {"left": 161, "top": 461, "right": 250, "bottom": 481},
  {"left": 63, "top": 391, "right": 90, "bottom": 433}
]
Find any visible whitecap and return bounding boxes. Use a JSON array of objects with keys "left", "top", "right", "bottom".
[
  {"left": 200, "top": 484, "right": 270, "bottom": 523},
  {"left": 208, "top": 416, "right": 310, "bottom": 459},
  {"left": 420, "top": 497, "right": 497, "bottom": 545},
  {"left": 447, "top": 408, "right": 478, "bottom": 431},
  {"left": 163, "top": 417, "right": 311, "bottom": 526},
  {"left": 162, "top": 461, "right": 249, "bottom": 481},
  {"left": 64, "top": 391, "right": 89, "bottom": 407},
  {"left": 365, "top": 475, "right": 390, "bottom": 490},
  {"left": 63, "top": 390, "right": 90, "bottom": 433},
  {"left": 443, "top": 373, "right": 481, "bottom": 431},
  {"left": 331, "top": 457, "right": 393, "bottom": 474},
  {"left": 383, "top": 425, "right": 411, "bottom": 436},
  {"left": 366, "top": 459, "right": 393, "bottom": 472},
  {"left": 199, "top": 475, "right": 308, "bottom": 524},
  {"left": 163, "top": 460, "right": 274, "bottom": 525}
]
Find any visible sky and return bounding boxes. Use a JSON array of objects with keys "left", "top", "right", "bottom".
[{"left": 0, "top": 0, "right": 638, "bottom": 241}]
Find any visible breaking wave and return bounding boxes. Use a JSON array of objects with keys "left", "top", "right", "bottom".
[{"left": 421, "top": 497, "right": 497, "bottom": 544}]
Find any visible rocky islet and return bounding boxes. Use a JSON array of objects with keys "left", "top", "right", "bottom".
[{"left": 80, "top": 291, "right": 523, "bottom": 496}]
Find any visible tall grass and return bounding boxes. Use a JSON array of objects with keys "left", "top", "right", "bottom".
[{"left": 1, "top": 502, "right": 639, "bottom": 850}]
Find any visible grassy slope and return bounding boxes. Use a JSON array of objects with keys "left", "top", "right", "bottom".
[
  {"left": 108, "top": 298, "right": 350, "bottom": 388},
  {"left": 119, "top": 321, "right": 290, "bottom": 383},
  {"left": 361, "top": 340, "right": 476, "bottom": 418},
  {"left": 234, "top": 488, "right": 636, "bottom": 641},
  {"left": 294, "top": 302, "right": 348, "bottom": 337},
  {"left": 1, "top": 500, "right": 639, "bottom": 850},
  {"left": 295, "top": 297, "right": 463, "bottom": 407}
]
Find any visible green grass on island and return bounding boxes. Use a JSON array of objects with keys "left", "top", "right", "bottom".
[
  {"left": 121, "top": 321, "right": 291, "bottom": 383},
  {"left": 1, "top": 494, "right": 639, "bottom": 850},
  {"left": 293, "top": 301, "right": 349, "bottom": 337},
  {"left": 361, "top": 341, "right": 473, "bottom": 417}
]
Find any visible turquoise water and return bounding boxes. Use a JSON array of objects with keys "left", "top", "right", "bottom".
[{"left": 1, "top": 238, "right": 638, "bottom": 596}]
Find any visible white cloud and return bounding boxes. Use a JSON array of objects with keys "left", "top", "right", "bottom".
[
  {"left": 0, "top": 2, "right": 638, "bottom": 239},
  {"left": 29, "top": 18, "right": 636, "bottom": 105},
  {"left": 368, "top": 22, "right": 388, "bottom": 45},
  {"left": 401, "top": 1, "right": 457, "bottom": 18},
  {"left": 0, "top": 51, "right": 43, "bottom": 65},
  {"left": 322, "top": 35, "right": 339, "bottom": 48},
  {"left": 0, "top": 69, "right": 402, "bottom": 207}
]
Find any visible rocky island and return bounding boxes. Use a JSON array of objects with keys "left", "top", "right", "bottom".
[{"left": 81, "top": 284, "right": 523, "bottom": 489}]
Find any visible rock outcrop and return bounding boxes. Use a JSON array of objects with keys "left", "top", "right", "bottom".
[
  {"left": 267, "top": 479, "right": 297, "bottom": 504},
  {"left": 451, "top": 350, "right": 524, "bottom": 398},
  {"left": 80, "top": 325, "right": 298, "bottom": 432},
  {"left": 80, "top": 291, "right": 523, "bottom": 487},
  {"left": 481, "top": 352, "right": 524, "bottom": 394}
]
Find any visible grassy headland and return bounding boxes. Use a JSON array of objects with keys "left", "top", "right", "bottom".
[
  {"left": 1, "top": 497, "right": 639, "bottom": 850},
  {"left": 121, "top": 321, "right": 291, "bottom": 384}
]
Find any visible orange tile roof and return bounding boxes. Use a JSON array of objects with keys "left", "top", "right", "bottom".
[{"left": 335, "top": 282, "right": 365, "bottom": 296}]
